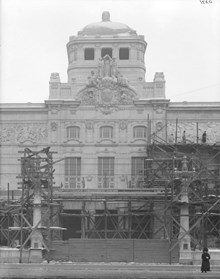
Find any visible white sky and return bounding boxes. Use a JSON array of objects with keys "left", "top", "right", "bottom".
[{"left": 1, "top": 0, "right": 220, "bottom": 103}]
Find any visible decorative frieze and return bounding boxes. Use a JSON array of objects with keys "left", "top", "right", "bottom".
[
  {"left": 0, "top": 123, "right": 48, "bottom": 144},
  {"left": 167, "top": 121, "right": 220, "bottom": 144}
]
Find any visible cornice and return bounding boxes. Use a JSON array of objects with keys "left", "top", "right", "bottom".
[
  {"left": 67, "top": 64, "right": 146, "bottom": 73},
  {"left": 45, "top": 100, "right": 81, "bottom": 107},
  {"left": 67, "top": 37, "right": 147, "bottom": 47},
  {"left": 0, "top": 103, "right": 48, "bottom": 113},
  {"left": 134, "top": 99, "right": 170, "bottom": 106},
  {"left": 168, "top": 102, "right": 220, "bottom": 111}
]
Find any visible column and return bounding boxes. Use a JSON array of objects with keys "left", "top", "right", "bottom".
[{"left": 179, "top": 177, "right": 192, "bottom": 264}]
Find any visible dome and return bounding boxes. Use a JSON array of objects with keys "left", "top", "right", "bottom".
[{"left": 79, "top": 11, "right": 136, "bottom": 36}]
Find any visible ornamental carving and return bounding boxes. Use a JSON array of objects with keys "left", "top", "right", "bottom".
[
  {"left": 76, "top": 55, "right": 137, "bottom": 114},
  {"left": 51, "top": 122, "right": 58, "bottom": 131},
  {"left": 63, "top": 121, "right": 82, "bottom": 127},
  {"left": 156, "top": 83, "right": 164, "bottom": 88},
  {"left": 167, "top": 121, "right": 220, "bottom": 144},
  {"left": 0, "top": 124, "right": 48, "bottom": 144},
  {"left": 119, "top": 120, "right": 128, "bottom": 130},
  {"left": 85, "top": 121, "right": 94, "bottom": 130},
  {"left": 153, "top": 104, "right": 165, "bottom": 114},
  {"left": 49, "top": 106, "right": 60, "bottom": 114},
  {"left": 156, "top": 121, "right": 164, "bottom": 131}
]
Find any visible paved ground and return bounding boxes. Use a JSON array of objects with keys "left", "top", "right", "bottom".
[{"left": 0, "top": 263, "right": 220, "bottom": 279}]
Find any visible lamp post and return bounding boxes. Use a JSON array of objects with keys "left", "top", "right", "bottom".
[{"left": 174, "top": 156, "right": 195, "bottom": 264}]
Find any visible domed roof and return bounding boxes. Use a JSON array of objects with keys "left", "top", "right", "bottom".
[{"left": 79, "top": 11, "right": 136, "bottom": 36}]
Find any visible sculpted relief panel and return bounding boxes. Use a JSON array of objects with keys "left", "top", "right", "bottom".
[
  {"left": 167, "top": 121, "right": 220, "bottom": 144},
  {"left": 85, "top": 121, "right": 94, "bottom": 143},
  {"left": 77, "top": 55, "right": 137, "bottom": 114},
  {"left": 0, "top": 123, "right": 48, "bottom": 144}
]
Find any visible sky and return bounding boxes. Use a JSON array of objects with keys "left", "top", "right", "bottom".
[{"left": 1, "top": 0, "right": 220, "bottom": 103}]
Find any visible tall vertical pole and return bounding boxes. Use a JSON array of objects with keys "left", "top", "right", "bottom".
[
  {"left": 19, "top": 155, "right": 25, "bottom": 263},
  {"left": 7, "top": 183, "right": 10, "bottom": 247},
  {"left": 147, "top": 114, "right": 151, "bottom": 144},
  {"left": 165, "top": 106, "right": 168, "bottom": 143},
  {"left": 169, "top": 154, "right": 175, "bottom": 264},
  {"left": 128, "top": 200, "right": 132, "bottom": 239},
  {"left": 81, "top": 201, "right": 86, "bottom": 238},
  {"left": 7, "top": 212, "right": 10, "bottom": 247},
  {"left": 48, "top": 152, "right": 53, "bottom": 255},
  {"left": 7, "top": 183, "right": 10, "bottom": 204},
  {"left": 196, "top": 122, "right": 199, "bottom": 144},
  {"left": 175, "top": 118, "right": 178, "bottom": 144},
  {"left": 164, "top": 182, "right": 167, "bottom": 239},
  {"left": 104, "top": 201, "right": 107, "bottom": 239}
]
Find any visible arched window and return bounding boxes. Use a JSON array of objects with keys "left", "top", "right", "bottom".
[
  {"left": 100, "top": 126, "right": 113, "bottom": 139},
  {"left": 67, "top": 126, "right": 80, "bottom": 139},
  {"left": 133, "top": 126, "right": 147, "bottom": 138}
]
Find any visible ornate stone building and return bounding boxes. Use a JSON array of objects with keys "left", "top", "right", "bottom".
[
  {"left": 1, "top": 11, "right": 220, "bottom": 191},
  {"left": 1, "top": 12, "right": 220, "bottom": 263}
]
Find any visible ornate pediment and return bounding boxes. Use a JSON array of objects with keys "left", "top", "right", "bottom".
[{"left": 76, "top": 56, "right": 137, "bottom": 114}]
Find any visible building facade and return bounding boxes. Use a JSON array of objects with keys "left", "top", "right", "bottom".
[
  {"left": 1, "top": 11, "right": 220, "bottom": 191},
  {"left": 1, "top": 12, "right": 220, "bottom": 263}
]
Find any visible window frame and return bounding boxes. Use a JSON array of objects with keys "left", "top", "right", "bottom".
[
  {"left": 67, "top": 126, "right": 80, "bottom": 140},
  {"left": 64, "top": 157, "right": 81, "bottom": 188},
  {"left": 131, "top": 157, "right": 147, "bottom": 188},
  {"left": 98, "top": 157, "right": 115, "bottom": 188},
  {"left": 133, "top": 126, "right": 147, "bottom": 139},
  {"left": 84, "top": 48, "right": 95, "bottom": 60},
  {"left": 119, "top": 47, "right": 129, "bottom": 60},
  {"left": 101, "top": 48, "right": 112, "bottom": 58},
  {"left": 100, "top": 126, "right": 113, "bottom": 139}
]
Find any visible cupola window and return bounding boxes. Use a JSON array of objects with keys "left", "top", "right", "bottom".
[
  {"left": 84, "top": 48, "right": 95, "bottom": 60},
  {"left": 119, "top": 48, "right": 129, "bottom": 60},
  {"left": 101, "top": 48, "right": 112, "bottom": 58}
]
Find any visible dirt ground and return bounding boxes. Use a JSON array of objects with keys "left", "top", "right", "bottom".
[{"left": 0, "top": 262, "right": 220, "bottom": 278}]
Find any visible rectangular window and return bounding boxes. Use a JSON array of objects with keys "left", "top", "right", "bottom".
[
  {"left": 119, "top": 48, "right": 129, "bottom": 60},
  {"left": 67, "top": 126, "right": 80, "bottom": 139},
  {"left": 84, "top": 48, "right": 95, "bottom": 60},
  {"left": 133, "top": 126, "right": 147, "bottom": 138},
  {"left": 100, "top": 126, "right": 113, "bottom": 139},
  {"left": 98, "top": 157, "right": 114, "bottom": 188},
  {"left": 65, "top": 157, "right": 81, "bottom": 188},
  {"left": 101, "top": 48, "right": 112, "bottom": 58},
  {"left": 131, "top": 157, "right": 147, "bottom": 188}
]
